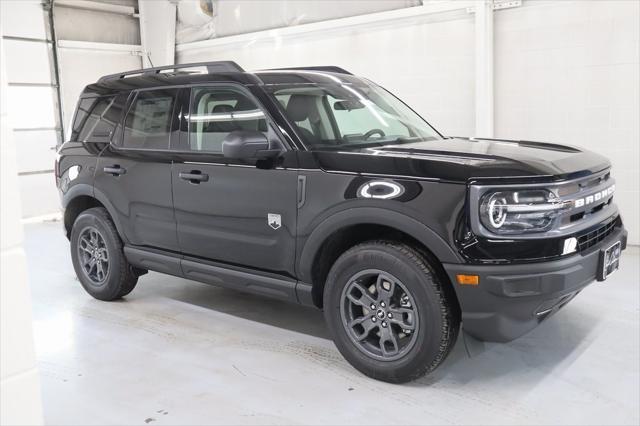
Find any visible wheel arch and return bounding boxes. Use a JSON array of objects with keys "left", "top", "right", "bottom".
[
  {"left": 62, "top": 184, "right": 126, "bottom": 243},
  {"left": 297, "top": 207, "right": 462, "bottom": 308}
]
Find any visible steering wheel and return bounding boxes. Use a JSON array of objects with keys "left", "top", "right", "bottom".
[{"left": 363, "top": 129, "right": 386, "bottom": 140}]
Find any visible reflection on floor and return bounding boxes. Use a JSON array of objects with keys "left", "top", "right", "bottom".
[{"left": 26, "top": 221, "right": 639, "bottom": 425}]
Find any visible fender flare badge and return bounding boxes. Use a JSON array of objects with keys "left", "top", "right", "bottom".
[{"left": 268, "top": 213, "right": 281, "bottom": 230}]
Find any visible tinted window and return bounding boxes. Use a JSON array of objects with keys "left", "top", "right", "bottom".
[
  {"left": 188, "top": 87, "right": 266, "bottom": 153},
  {"left": 92, "top": 94, "right": 126, "bottom": 143},
  {"left": 71, "top": 98, "right": 92, "bottom": 141},
  {"left": 71, "top": 96, "right": 115, "bottom": 142},
  {"left": 124, "top": 89, "right": 177, "bottom": 149}
]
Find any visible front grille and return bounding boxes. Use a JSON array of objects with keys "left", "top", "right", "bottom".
[{"left": 577, "top": 216, "right": 620, "bottom": 252}]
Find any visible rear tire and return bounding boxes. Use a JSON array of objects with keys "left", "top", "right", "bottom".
[
  {"left": 323, "top": 241, "right": 459, "bottom": 383},
  {"left": 70, "top": 207, "right": 138, "bottom": 301}
]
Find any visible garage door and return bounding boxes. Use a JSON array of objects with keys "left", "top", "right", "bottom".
[{"left": 1, "top": 0, "right": 63, "bottom": 218}]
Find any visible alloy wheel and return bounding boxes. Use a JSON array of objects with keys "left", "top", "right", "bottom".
[
  {"left": 340, "top": 269, "right": 420, "bottom": 361},
  {"left": 77, "top": 226, "right": 109, "bottom": 285}
]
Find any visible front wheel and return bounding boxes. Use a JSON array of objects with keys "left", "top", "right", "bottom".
[
  {"left": 323, "top": 241, "right": 460, "bottom": 383},
  {"left": 70, "top": 207, "right": 138, "bottom": 301}
]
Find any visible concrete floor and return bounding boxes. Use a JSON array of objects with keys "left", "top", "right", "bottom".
[{"left": 25, "top": 221, "right": 639, "bottom": 425}]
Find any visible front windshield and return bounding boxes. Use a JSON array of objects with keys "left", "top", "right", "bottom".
[{"left": 267, "top": 80, "right": 442, "bottom": 150}]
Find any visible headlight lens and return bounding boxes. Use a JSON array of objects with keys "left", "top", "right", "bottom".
[{"left": 479, "top": 189, "right": 567, "bottom": 234}]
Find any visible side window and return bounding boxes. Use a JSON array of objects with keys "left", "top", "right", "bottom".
[
  {"left": 274, "top": 93, "right": 314, "bottom": 132},
  {"left": 273, "top": 92, "right": 335, "bottom": 144},
  {"left": 123, "top": 89, "right": 177, "bottom": 149},
  {"left": 188, "top": 87, "right": 267, "bottom": 153},
  {"left": 91, "top": 94, "right": 126, "bottom": 143},
  {"left": 71, "top": 96, "right": 114, "bottom": 142}
]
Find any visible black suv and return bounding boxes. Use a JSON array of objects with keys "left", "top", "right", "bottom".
[{"left": 56, "top": 61, "right": 627, "bottom": 383}]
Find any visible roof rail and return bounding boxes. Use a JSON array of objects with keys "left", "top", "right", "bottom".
[
  {"left": 264, "top": 66, "right": 352, "bottom": 75},
  {"left": 98, "top": 61, "right": 245, "bottom": 82}
]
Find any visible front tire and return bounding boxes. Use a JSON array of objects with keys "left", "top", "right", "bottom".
[
  {"left": 323, "top": 241, "right": 459, "bottom": 383},
  {"left": 70, "top": 207, "right": 138, "bottom": 301}
]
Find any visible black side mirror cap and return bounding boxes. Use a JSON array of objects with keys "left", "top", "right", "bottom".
[{"left": 222, "top": 130, "right": 281, "bottom": 160}]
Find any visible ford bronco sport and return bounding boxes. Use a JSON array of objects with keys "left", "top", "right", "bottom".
[{"left": 56, "top": 61, "right": 627, "bottom": 383}]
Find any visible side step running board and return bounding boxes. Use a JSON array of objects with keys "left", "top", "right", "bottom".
[{"left": 124, "top": 246, "right": 311, "bottom": 305}]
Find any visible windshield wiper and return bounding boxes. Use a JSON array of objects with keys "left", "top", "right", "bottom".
[{"left": 380, "top": 136, "right": 437, "bottom": 146}]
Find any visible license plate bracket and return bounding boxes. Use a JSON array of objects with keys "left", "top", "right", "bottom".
[{"left": 598, "top": 241, "right": 621, "bottom": 281}]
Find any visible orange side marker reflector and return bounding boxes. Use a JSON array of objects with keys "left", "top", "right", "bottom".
[{"left": 457, "top": 274, "right": 479, "bottom": 286}]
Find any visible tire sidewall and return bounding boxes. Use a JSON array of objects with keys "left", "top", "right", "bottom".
[
  {"left": 324, "top": 243, "right": 448, "bottom": 382},
  {"left": 70, "top": 210, "right": 125, "bottom": 301}
]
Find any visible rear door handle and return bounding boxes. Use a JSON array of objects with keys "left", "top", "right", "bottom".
[
  {"left": 179, "top": 171, "right": 209, "bottom": 184},
  {"left": 104, "top": 165, "right": 126, "bottom": 176}
]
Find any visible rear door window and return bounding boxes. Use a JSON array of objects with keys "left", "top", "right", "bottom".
[{"left": 123, "top": 89, "right": 178, "bottom": 150}]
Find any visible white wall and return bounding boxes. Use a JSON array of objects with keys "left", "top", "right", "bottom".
[
  {"left": 0, "top": 15, "right": 44, "bottom": 425},
  {"left": 1, "top": 0, "right": 60, "bottom": 219},
  {"left": 176, "top": 0, "right": 421, "bottom": 43},
  {"left": 178, "top": 8, "right": 477, "bottom": 137},
  {"left": 139, "top": 0, "right": 177, "bottom": 67},
  {"left": 54, "top": 3, "right": 140, "bottom": 45},
  {"left": 177, "top": 0, "right": 639, "bottom": 244},
  {"left": 495, "top": 0, "right": 639, "bottom": 244}
]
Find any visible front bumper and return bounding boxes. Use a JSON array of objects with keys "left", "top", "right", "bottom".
[{"left": 443, "top": 226, "right": 628, "bottom": 342}]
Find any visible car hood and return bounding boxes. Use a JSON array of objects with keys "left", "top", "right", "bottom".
[{"left": 313, "top": 138, "right": 611, "bottom": 183}]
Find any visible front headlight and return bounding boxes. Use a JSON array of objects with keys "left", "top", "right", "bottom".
[{"left": 479, "top": 189, "right": 567, "bottom": 235}]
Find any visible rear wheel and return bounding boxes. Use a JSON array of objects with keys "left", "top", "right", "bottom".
[
  {"left": 70, "top": 207, "right": 138, "bottom": 301},
  {"left": 323, "top": 241, "right": 459, "bottom": 383}
]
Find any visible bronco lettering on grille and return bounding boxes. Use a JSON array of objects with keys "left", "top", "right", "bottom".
[{"left": 574, "top": 185, "right": 615, "bottom": 208}]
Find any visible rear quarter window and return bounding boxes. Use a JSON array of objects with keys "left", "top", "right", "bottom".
[
  {"left": 71, "top": 95, "right": 126, "bottom": 143},
  {"left": 71, "top": 96, "right": 113, "bottom": 142}
]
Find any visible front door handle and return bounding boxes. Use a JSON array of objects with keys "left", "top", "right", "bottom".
[
  {"left": 179, "top": 171, "right": 209, "bottom": 184},
  {"left": 104, "top": 165, "right": 126, "bottom": 176}
]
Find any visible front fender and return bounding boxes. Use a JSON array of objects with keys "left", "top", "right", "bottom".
[{"left": 297, "top": 206, "right": 463, "bottom": 283}]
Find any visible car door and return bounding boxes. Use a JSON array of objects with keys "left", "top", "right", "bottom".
[
  {"left": 94, "top": 88, "right": 180, "bottom": 251},
  {"left": 171, "top": 85, "right": 298, "bottom": 276}
]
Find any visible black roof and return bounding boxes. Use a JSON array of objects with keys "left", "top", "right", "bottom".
[{"left": 83, "top": 61, "right": 361, "bottom": 97}]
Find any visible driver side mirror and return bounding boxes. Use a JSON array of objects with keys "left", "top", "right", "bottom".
[{"left": 222, "top": 130, "right": 282, "bottom": 160}]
